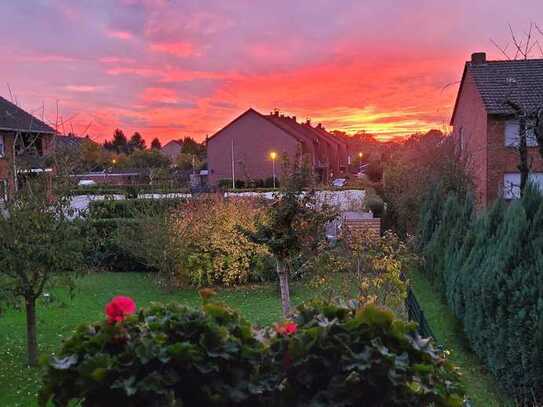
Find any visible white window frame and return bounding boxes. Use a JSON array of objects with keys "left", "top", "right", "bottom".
[
  {"left": 503, "top": 172, "right": 543, "bottom": 199},
  {"left": 0, "top": 134, "right": 4, "bottom": 158},
  {"left": 504, "top": 119, "right": 538, "bottom": 147}
]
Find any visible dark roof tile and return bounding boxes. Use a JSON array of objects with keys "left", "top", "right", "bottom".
[
  {"left": 468, "top": 59, "right": 543, "bottom": 115},
  {"left": 0, "top": 96, "right": 56, "bottom": 133}
]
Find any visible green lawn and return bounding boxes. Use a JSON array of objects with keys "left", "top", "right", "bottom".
[
  {"left": 0, "top": 272, "right": 322, "bottom": 407},
  {"left": 409, "top": 270, "right": 512, "bottom": 407}
]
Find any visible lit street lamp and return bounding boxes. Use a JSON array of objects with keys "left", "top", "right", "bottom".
[{"left": 270, "top": 151, "right": 277, "bottom": 188}]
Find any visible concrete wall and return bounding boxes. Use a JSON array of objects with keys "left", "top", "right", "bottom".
[{"left": 207, "top": 110, "right": 301, "bottom": 185}]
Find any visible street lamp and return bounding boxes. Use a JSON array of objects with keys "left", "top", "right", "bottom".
[
  {"left": 358, "top": 152, "right": 363, "bottom": 159},
  {"left": 269, "top": 151, "right": 277, "bottom": 188}
]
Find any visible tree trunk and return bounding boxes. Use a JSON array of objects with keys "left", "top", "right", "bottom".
[
  {"left": 276, "top": 260, "right": 291, "bottom": 317},
  {"left": 518, "top": 115, "right": 529, "bottom": 196},
  {"left": 25, "top": 297, "right": 38, "bottom": 367}
]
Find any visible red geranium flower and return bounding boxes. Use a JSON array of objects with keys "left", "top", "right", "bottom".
[
  {"left": 105, "top": 296, "right": 136, "bottom": 324},
  {"left": 275, "top": 321, "right": 298, "bottom": 336}
]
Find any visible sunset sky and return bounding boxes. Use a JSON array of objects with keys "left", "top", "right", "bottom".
[{"left": 1, "top": 0, "right": 542, "bottom": 142}]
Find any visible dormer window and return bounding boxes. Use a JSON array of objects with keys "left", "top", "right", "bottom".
[{"left": 504, "top": 119, "right": 537, "bottom": 147}]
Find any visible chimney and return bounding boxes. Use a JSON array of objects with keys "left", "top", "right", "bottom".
[
  {"left": 292, "top": 116, "right": 296, "bottom": 122},
  {"left": 471, "top": 52, "right": 486, "bottom": 65},
  {"left": 317, "top": 123, "right": 323, "bottom": 129}
]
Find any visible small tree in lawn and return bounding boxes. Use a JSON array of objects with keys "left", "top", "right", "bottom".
[
  {"left": 0, "top": 180, "right": 86, "bottom": 366},
  {"left": 248, "top": 156, "right": 336, "bottom": 316}
]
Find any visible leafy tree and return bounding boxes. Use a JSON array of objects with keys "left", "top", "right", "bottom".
[
  {"left": 121, "top": 149, "right": 171, "bottom": 169},
  {"left": 176, "top": 152, "right": 203, "bottom": 172},
  {"left": 248, "top": 158, "right": 336, "bottom": 316},
  {"left": 128, "top": 132, "right": 146, "bottom": 152},
  {"left": 150, "top": 137, "right": 162, "bottom": 150},
  {"left": 0, "top": 182, "right": 87, "bottom": 366},
  {"left": 181, "top": 137, "right": 205, "bottom": 158}
]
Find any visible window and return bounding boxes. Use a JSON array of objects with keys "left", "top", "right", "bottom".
[
  {"left": 0, "top": 134, "right": 4, "bottom": 158},
  {"left": 0, "top": 179, "right": 7, "bottom": 202},
  {"left": 503, "top": 172, "right": 543, "bottom": 199},
  {"left": 504, "top": 119, "right": 538, "bottom": 147}
]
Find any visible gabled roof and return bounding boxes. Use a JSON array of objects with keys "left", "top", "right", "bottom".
[
  {"left": 451, "top": 57, "right": 543, "bottom": 124},
  {"left": 0, "top": 96, "right": 56, "bottom": 134}
]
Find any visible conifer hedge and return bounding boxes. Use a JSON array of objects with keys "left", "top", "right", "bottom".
[{"left": 419, "top": 183, "right": 543, "bottom": 401}]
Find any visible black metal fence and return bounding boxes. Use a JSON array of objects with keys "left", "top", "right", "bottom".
[{"left": 405, "top": 287, "right": 435, "bottom": 340}]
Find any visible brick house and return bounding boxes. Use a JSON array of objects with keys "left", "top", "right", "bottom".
[
  {"left": 207, "top": 108, "right": 350, "bottom": 186},
  {"left": 0, "top": 96, "right": 56, "bottom": 202},
  {"left": 451, "top": 53, "right": 543, "bottom": 206}
]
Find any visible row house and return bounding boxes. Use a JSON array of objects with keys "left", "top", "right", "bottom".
[
  {"left": 206, "top": 108, "right": 350, "bottom": 186},
  {"left": 451, "top": 53, "right": 543, "bottom": 206},
  {"left": 0, "top": 96, "right": 56, "bottom": 202}
]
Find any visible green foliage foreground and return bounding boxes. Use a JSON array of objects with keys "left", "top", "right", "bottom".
[
  {"left": 419, "top": 183, "right": 543, "bottom": 402},
  {"left": 40, "top": 297, "right": 464, "bottom": 406}
]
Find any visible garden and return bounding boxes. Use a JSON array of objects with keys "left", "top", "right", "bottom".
[{"left": 0, "top": 156, "right": 512, "bottom": 406}]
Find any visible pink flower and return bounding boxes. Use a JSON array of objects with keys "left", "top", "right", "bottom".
[
  {"left": 105, "top": 296, "right": 136, "bottom": 324},
  {"left": 275, "top": 322, "right": 298, "bottom": 336}
]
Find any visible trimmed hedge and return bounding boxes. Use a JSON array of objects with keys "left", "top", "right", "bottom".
[
  {"left": 89, "top": 198, "right": 187, "bottom": 219},
  {"left": 419, "top": 183, "right": 543, "bottom": 401},
  {"left": 40, "top": 298, "right": 464, "bottom": 406}
]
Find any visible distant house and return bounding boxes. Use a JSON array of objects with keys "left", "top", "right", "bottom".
[
  {"left": 207, "top": 108, "right": 351, "bottom": 186},
  {"left": 451, "top": 52, "right": 543, "bottom": 206},
  {"left": 161, "top": 140, "right": 183, "bottom": 162},
  {"left": 0, "top": 96, "right": 56, "bottom": 202}
]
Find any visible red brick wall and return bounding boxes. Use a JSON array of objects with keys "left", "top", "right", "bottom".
[
  {"left": 451, "top": 71, "right": 488, "bottom": 206},
  {"left": 0, "top": 131, "right": 15, "bottom": 198},
  {"left": 486, "top": 117, "right": 543, "bottom": 203},
  {"left": 207, "top": 110, "right": 302, "bottom": 185}
]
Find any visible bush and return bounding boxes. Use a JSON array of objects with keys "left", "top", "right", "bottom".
[
  {"left": 89, "top": 198, "right": 186, "bottom": 219},
  {"left": 86, "top": 218, "right": 152, "bottom": 272},
  {"left": 115, "top": 198, "right": 273, "bottom": 287},
  {"left": 264, "top": 177, "right": 279, "bottom": 188},
  {"left": 419, "top": 183, "right": 543, "bottom": 401},
  {"left": 40, "top": 298, "right": 465, "bottom": 406},
  {"left": 218, "top": 179, "right": 231, "bottom": 189},
  {"left": 40, "top": 299, "right": 270, "bottom": 406},
  {"left": 365, "top": 193, "right": 385, "bottom": 218}
]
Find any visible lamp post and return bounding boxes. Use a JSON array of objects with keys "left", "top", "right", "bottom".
[{"left": 270, "top": 151, "right": 277, "bottom": 189}]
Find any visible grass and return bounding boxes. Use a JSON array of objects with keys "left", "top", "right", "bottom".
[
  {"left": 0, "top": 272, "right": 323, "bottom": 407},
  {"left": 409, "top": 270, "right": 513, "bottom": 407}
]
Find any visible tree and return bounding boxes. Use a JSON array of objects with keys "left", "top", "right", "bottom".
[
  {"left": 104, "top": 129, "right": 129, "bottom": 155},
  {"left": 129, "top": 132, "right": 146, "bottom": 152},
  {"left": 181, "top": 137, "right": 205, "bottom": 158},
  {"left": 0, "top": 182, "right": 86, "bottom": 366},
  {"left": 151, "top": 138, "right": 162, "bottom": 150},
  {"left": 247, "top": 158, "right": 336, "bottom": 316},
  {"left": 121, "top": 149, "right": 171, "bottom": 169},
  {"left": 176, "top": 152, "right": 203, "bottom": 172}
]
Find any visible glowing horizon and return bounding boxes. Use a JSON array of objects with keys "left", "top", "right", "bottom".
[{"left": 0, "top": 1, "right": 541, "bottom": 144}]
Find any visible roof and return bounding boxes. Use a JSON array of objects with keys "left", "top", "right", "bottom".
[
  {"left": 55, "top": 135, "right": 87, "bottom": 151},
  {"left": 0, "top": 96, "right": 56, "bottom": 134},
  {"left": 451, "top": 58, "right": 543, "bottom": 123}
]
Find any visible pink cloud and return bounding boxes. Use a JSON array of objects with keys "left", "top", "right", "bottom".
[
  {"left": 106, "top": 30, "right": 134, "bottom": 41},
  {"left": 149, "top": 41, "right": 198, "bottom": 57}
]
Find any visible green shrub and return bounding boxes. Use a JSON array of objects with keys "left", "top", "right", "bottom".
[
  {"left": 365, "top": 193, "right": 385, "bottom": 218},
  {"left": 218, "top": 179, "right": 231, "bottom": 189},
  {"left": 89, "top": 198, "right": 186, "bottom": 219},
  {"left": 40, "top": 298, "right": 465, "bottom": 406},
  {"left": 40, "top": 299, "right": 271, "bottom": 406},
  {"left": 419, "top": 183, "right": 543, "bottom": 401},
  {"left": 272, "top": 301, "right": 464, "bottom": 406},
  {"left": 86, "top": 218, "right": 152, "bottom": 272}
]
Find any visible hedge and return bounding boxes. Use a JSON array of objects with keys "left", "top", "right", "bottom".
[
  {"left": 419, "top": 183, "right": 543, "bottom": 401},
  {"left": 40, "top": 297, "right": 464, "bottom": 406},
  {"left": 88, "top": 198, "right": 187, "bottom": 219}
]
